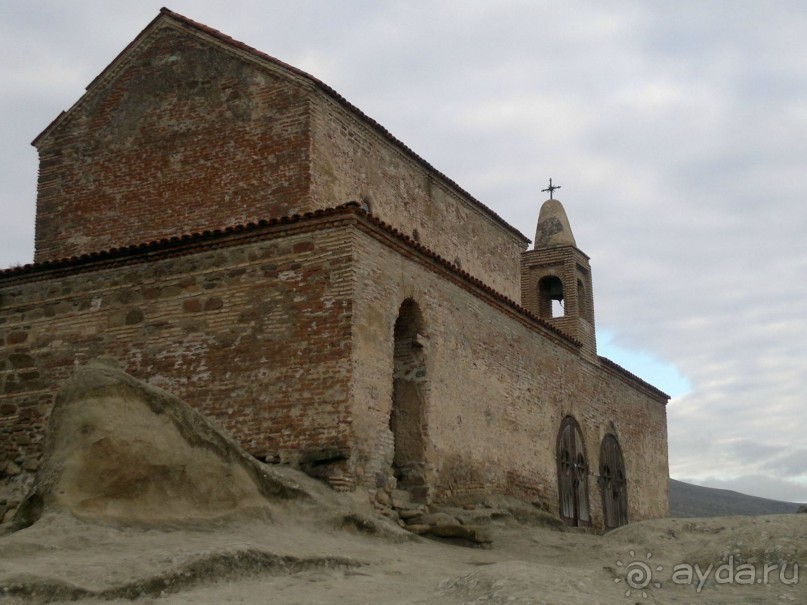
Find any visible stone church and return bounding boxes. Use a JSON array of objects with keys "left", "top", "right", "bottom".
[{"left": 0, "top": 9, "right": 669, "bottom": 529}]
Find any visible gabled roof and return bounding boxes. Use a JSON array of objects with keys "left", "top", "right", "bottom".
[
  {"left": 32, "top": 7, "right": 529, "bottom": 244},
  {"left": 0, "top": 202, "right": 574, "bottom": 349},
  {"left": 0, "top": 201, "right": 667, "bottom": 403}
]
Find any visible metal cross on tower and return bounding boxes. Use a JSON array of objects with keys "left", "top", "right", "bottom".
[{"left": 542, "top": 178, "right": 561, "bottom": 199}]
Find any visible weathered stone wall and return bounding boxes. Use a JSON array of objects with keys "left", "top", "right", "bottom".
[
  {"left": 3, "top": 210, "right": 667, "bottom": 525},
  {"left": 1, "top": 217, "right": 354, "bottom": 479},
  {"left": 33, "top": 16, "right": 529, "bottom": 308},
  {"left": 349, "top": 220, "right": 669, "bottom": 524},
  {"left": 308, "top": 92, "right": 527, "bottom": 302},
  {"left": 34, "top": 22, "right": 313, "bottom": 263},
  {"left": 9, "top": 11, "right": 669, "bottom": 527}
]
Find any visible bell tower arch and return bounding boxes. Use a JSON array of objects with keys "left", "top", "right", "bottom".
[{"left": 521, "top": 194, "right": 596, "bottom": 358}]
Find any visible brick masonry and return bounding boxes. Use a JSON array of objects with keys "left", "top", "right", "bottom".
[
  {"left": 2, "top": 9, "right": 670, "bottom": 527},
  {"left": 2, "top": 215, "right": 356, "bottom": 475},
  {"left": 1, "top": 209, "right": 668, "bottom": 524},
  {"left": 308, "top": 93, "right": 526, "bottom": 301},
  {"left": 33, "top": 14, "right": 527, "bottom": 302},
  {"left": 34, "top": 24, "right": 312, "bottom": 265}
]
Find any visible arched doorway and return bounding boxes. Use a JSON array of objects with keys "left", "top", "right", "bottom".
[
  {"left": 556, "top": 416, "right": 590, "bottom": 526},
  {"left": 390, "top": 299, "right": 428, "bottom": 501},
  {"left": 599, "top": 434, "right": 628, "bottom": 529}
]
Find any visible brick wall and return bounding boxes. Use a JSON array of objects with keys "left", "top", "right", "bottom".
[
  {"left": 2, "top": 209, "right": 668, "bottom": 524},
  {"left": 521, "top": 246, "right": 598, "bottom": 359},
  {"left": 34, "top": 22, "right": 313, "bottom": 263},
  {"left": 12, "top": 12, "right": 669, "bottom": 525},
  {"left": 349, "top": 218, "right": 669, "bottom": 523},
  {"left": 33, "top": 18, "right": 530, "bottom": 308},
  {"left": 2, "top": 216, "right": 354, "bottom": 474},
  {"left": 293, "top": 88, "right": 527, "bottom": 302},
  {"left": 35, "top": 18, "right": 527, "bottom": 310}
]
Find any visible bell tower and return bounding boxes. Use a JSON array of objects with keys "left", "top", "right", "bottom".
[{"left": 521, "top": 190, "right": 596, "bottom": 359}]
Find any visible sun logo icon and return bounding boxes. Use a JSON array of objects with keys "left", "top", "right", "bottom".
[{"left": 614, "top": 550, "right": 663, "bottom": 599}]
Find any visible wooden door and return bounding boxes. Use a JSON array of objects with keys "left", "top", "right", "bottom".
[
  {"left": 557, "top": 416, "right": 590, "bottom": 526},
  {"left": 599, "top": 434, "right": 628, "bottom": 529}
]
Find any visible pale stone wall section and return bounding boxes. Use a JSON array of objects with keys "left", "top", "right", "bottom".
[
  {"left": 309, "top": 92, "right": 527, "bottom": 303},
  {"left": 349, "top": 224, "right": 669, "bottom": 523}
]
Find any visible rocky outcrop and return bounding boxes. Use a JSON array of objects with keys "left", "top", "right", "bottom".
[
  {"left": 369, "top": 488, "right": 567, "bottom": 547},
  {"left": 12, "top": 360, "right": 312, "bottom": 529}
]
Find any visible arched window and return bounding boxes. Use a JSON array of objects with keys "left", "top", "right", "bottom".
[{"left": 539, "top": 275, "right": 565, "bottom": 319}]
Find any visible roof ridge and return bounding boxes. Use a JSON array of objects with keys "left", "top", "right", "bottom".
[
  {"left": 0, "top": 200, "right": 575, "bottom": 349},
  {"left": 33, "top": 7, "right": 528, "bottom": 243},
  {"left": 159, "top": 8, "right": 528, "bottom": 242},
  {"left": 1, "top": 203, "right": 360, "bottom": 278},
  {"left": 598, "top": 356, "right": 670, "bottom": 401},
  {"left": 355, "top": 210, "right": 579, "bottom": 346}
]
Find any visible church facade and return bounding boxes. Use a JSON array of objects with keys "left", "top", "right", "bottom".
[{"left": 0, "top": 9, "right": 669, "bottom": 528}]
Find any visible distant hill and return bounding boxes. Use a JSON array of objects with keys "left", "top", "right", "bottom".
[{"left": 669, "top": 478, "right": 803, "bottom": 518}]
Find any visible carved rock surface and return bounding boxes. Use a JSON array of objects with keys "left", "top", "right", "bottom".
[{"left": 14, "top": 360, "right": 309, "bottom": 527}]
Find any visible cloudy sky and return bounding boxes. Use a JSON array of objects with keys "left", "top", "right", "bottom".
[{"left": 1, "top": 1, "right": 805, "bottom": 502}]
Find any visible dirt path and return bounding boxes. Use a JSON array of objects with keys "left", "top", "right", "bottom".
[{"left": 2, "top": 505, "right": 806, "bottom": 604}]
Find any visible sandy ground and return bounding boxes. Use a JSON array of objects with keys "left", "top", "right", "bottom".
[
  {"left": 3, "top": 364, "right": 804, "bottom": 604},
  {"left": 2, "top": 497, "right": 806, "bottom": 605}
]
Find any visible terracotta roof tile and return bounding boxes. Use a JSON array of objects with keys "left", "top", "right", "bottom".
[
  {"left": 0, "top": 204, "right": 349, "bottom": 278},
  {"left": 0, "top": 202, "right": 572, "bottom": 347},
  {"left": 0, "top": 203, "right": 665, "bottom": 399}
]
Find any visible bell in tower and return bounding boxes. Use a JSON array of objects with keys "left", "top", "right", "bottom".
[{"left": 521, "top": 181, "right": 597, "bottom": 359}]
